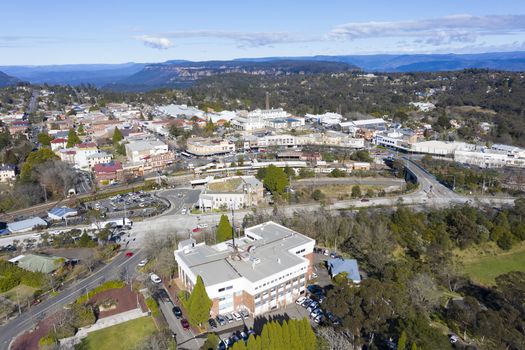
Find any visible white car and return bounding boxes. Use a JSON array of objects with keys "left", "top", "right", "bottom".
[
  {"left": 138, "top": 259, "right": 148, "bottom": 267},
  {"left": 311, "top": 273, "right": 318, "bottom": 279},
  {"left": 197, "top": 223, "right": 208, "bottom": 229},
  {"left": 232, "top": 312, "right": 242, "bottom": 321},
  {"left": 181, "top": 208, "right": 187, "bottom": 215},
  {"left": 150, "top": 273, "right": 162, "bottom": 284},
  {"left": 295, "top": 296, "right": 306, "bottom": 305}
]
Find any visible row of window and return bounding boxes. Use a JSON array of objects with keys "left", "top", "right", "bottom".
[{"left": 218, "top": 285, "right": 233, "bottom": 293}]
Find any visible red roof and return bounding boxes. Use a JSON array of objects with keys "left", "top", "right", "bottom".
[
  {"left": 94, "top": 161, "right": 122, "bottom": 174},
  {"left": 51, "top": 138, "right": 67, "bottom": 144},
  {"left": 78, "top": 142, "right": 97, "bottom": 148}
]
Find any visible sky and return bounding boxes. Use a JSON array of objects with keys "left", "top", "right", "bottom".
[{"left": 2, "top": 0, "right": 525, "bottom": 65}]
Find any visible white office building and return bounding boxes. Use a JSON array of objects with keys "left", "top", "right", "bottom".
[{"left": 174, "top": 221, "right": 315, "bottom": 316}]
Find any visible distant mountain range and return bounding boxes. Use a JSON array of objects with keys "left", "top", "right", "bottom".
[
  {"left": 0, "top": 71, "right": 20, "bottom": 88},
  {"left": 1, "top": 51, "right": 525, "bottom": 90},
  {"left": 0, "top": 63, "right": 145, "bottom": 86},
  {"left": 107, "top": 60, "right": 359, "bottom": 91}
]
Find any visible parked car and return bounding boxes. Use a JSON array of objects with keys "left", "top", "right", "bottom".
[
  {"left": 208, "top": 318, "right": 218, "bottom": 329},
  {"left": 138, "top": 259, "right": 148, "bottom": 267},
  {"left": 301, "top": 298, "right": 312, "bottom": 307},
  {"left": 180, "top": 318, "right": 190, "bottom": 330},
  {"left": 240, "top": 331, "right": 248, "bottom": 341},
  {"left": 360, "top": 198, "right": 370, "bottom": 202},
  {"left": 192, "top": 227, "right": 201, "bottom": 233},
  {"left": 314, "top": 314, "right": 324, "bottom": 324},
  {"left": 197, "top": 223, "right": 208, "bottom": 229},
  {"left": 216, "top": 315, "right": 226, "bottom": 326},
  {"left": 239, "top": 309, "right": 249, "bottom": 319},
  {"left": 296, "top": 296, "right": 306, "bottom": 305},
  {"left": 172, "top": 306, "right": 182, "bottom": 319},
  {"left": 311, "top": 272, "right": 318, "bottom": 279},
  {"left": 232, "top": 312, "right": 242, "bottom": 321},
  {"left": 150, "top": 273, "right": 162, "bottom": 284},
  {"left": 225, "top": 313, "right": 234, "bottom": 323}
]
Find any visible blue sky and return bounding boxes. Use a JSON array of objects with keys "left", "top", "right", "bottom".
[{"left": 2, "top": 0, "right": 525, "bottom": 65}]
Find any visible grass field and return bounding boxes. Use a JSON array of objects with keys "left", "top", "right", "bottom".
[
  {"left": 460, "top": 244, "right": 525, "bottom": 286},
  {"left": 0, "top": 284, "right": 37, "bottom": 303},
  {"left": 75, "top": 316, "right": 157, "bottom": 350}
]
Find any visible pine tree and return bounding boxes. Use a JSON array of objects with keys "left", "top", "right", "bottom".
[
  {"left": 66, "top": 128, "right": 81, "bottom": 148},
  {"left": 281, "top": 320, "right": 291, "bottom": 350},
  {"left": 260, "top": 323, "right": 271, "bottom": 350},
  {"left": 232, "top": 341, "right": 247, "bottom": 350},
  {"left": 301, "top": 318, "right": 317, "bottom": 350},
  {"left": 398, "top": 330, "right": 407, "bottom": 350},
  {"left": 112, "top": 127, "right": 123, "bottom": 145},
  {"left": 186, "top": 276, "right": 212, "bottom": 327},
  {"left": 411, "top": 342, "right": 418, "bottom": 350},
  {"left": 246, "top": 334, "right": 258, "bottom": 350},
  {"left": 216, "top": 214, "right": 233, "bottom": 243}
]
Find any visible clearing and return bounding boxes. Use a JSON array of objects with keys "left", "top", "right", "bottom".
[
  {"left": 459, "top": 243, "right": 525, "bottom": 286},
  {"left": 0, "top": 284, "right": 37, "bottom": 303},
  {"left": 75, "top": 316, "right": 157, "bottom": 350}
]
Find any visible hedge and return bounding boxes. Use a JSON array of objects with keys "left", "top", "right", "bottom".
[
  {"left": 0, "top": 260, "right": 45, "bottom": 293},
  {"left": 75, "top": 280, "right": 125, "bottom": 304},
  {"left": 145, "top": 297, "right": 159, "bottom": 317},
  {"left": 71, "top": 304, "right": 96, "bottom": 328},
  {"left": 38, "top": 335, "right": 57, "bottom": 350}
]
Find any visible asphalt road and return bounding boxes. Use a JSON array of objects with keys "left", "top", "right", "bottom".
[{"left": 0, "top": 250, "right": 144, "bottom": 350}]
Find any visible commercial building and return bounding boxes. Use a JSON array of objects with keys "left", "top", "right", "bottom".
[
  {"left": 454, "top": 149, "right": 525, "bottom": 168},
  {"left": 125, "top": 140, "right": 169, "bottom": 163},
  {"left": 198, "top": 176, "right": 264, "bottom": 211},
  {"left": 186, "top": 137, "right": 235, "bottom": 156},
  {"left": 47, "top": 207, "right": 79, "bottom": 221},
  {"left": 175, "top": 221, "right": 315, "bottom": 316},
  {"left": 305, "top": 112, "right": 342, "bottom": 126},
  {"left": 0, "top": 164, "right": 16, "bottom": 183},
  {"left": 7, "top": 217, "right": 48, "bottom": 233},
  {"left": 94, "top": 161, "right": 124, "bottom": 185}
]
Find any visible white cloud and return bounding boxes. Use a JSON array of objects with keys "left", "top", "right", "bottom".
[
  {"left": 136, "top": 35, "right": 173, "bottom": 50},
  {"left": 329, "top": 14, "right": 525, "bottom": 46}
]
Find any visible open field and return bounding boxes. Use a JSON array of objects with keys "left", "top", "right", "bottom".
[
  {"left": 459, "top": 243, "right": 525, "bottom": 286},
  {"left": 0, "top": 284, "right": 37, "bottom": 303},
  {"left": 75, "top": 316, "right": 157, "bottom": 350}
]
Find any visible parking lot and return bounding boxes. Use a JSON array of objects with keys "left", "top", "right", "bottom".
[{"left": 85, "top": 191, "right": 167, "bottom": 219}]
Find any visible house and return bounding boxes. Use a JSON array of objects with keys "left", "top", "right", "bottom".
[
  {"left": 9, "top": 253, "right": 68, "bottom": 274},
  {"left": 327, "top": 258, "right": 361, "bottom": 284},
  {"left": 175, "top": 221, "right": 315, "bottom": 316},
  {"left": 198, "top": 176, "right": 264, "bottom": 211},
  {"left": 48, "top": 207, "right": 79, "bottom": 221},
  {"left": 87, "top": 151, "right": 113, "bottom": 169},
  {"left": 7, "top": 217, "right": 48, "bottom": 233},
  {"left": 94, "top": 161, "right": 124, "bottom": 185},
  {"left": 0, "top": 164, "right": 16, "bottom": 182},
  {"left": 50, "top": 138, "right": 67, "bottom": 151}
]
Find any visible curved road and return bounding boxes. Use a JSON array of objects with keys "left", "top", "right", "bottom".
[{"left": 0, "top": 250, "right": 144, "bottom": 350}]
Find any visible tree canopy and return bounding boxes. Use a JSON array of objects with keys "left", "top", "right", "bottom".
[
  {"left": 66, "top": 128, "right": 81, "bottom": 148},
  {"left": 186, "top": 276, "right": 212, "bottom": 327}
]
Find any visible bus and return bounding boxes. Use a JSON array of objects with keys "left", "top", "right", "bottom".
[
  {"left": 91, "top": 218, "right": 133, "bottom": 230},
  {"left": 181, "top": 151, "right": 193, "bottom": 158}
]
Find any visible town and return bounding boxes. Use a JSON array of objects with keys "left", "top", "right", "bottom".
[{"left": 1, "top": 2, "right": 525, "bottom": 350}]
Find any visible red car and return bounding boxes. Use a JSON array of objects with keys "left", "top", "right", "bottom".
[
  {"left": 192, "top": 228, "right": 201, "bottom": 233},
  {"left": 181, "top": 318, "right": 190, "bottom": 330},
  {"left": 125, "top": 251, "right": 134, "bottom": 257}
]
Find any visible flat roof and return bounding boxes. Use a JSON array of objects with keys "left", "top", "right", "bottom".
[
  {"left": 176, "top": 221, "right": 314, "bottom": 286},
  {"left": 7, "top": 217, "right": 47, "bottom": 232}
]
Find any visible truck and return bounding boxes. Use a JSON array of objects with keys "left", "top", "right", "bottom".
[{"left": 91, "top": 218, "right": 133, "bottom": 230}]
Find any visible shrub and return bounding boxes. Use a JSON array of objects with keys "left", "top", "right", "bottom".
[
  {"left": 71, "top": 304, "right": 96, "bottom": 328},
  {"left": 145, "top": 297, "right": 159, "bottom": 316},
  {"left": 38, "top": 334, "right": 57, "bottom": 350}
]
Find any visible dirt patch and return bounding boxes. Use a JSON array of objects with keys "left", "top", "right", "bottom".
[
  {"left": 89, "top": 286, "right": 147, "bottom": 319},
  {"left": 11, "top": 313, "right": 58, "bottom": 350}
]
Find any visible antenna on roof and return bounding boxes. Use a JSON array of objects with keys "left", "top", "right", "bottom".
[{"left": 231, "top": 207, "right": 235, "bottom": 248}]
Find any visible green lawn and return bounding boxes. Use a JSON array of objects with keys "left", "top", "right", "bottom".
[
  {"left": 0, "top": 284, "right": 37, "bottom": 303},
  {"left": 462, "top": 248, "right": 525, "bottom": 286},
  {"left": 75, "top": 317, "right": 157, "bottom": 350}
]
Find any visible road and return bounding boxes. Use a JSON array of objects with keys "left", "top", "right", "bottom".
[
  {"left": 0, "top": 250, "right": 144, "bottom": 350},
  {"left": 293, "top": 176, "right": 405, "bottom": 188}
]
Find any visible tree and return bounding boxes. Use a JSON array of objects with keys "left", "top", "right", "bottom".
[
  {"left": 216, "top": 215, "right": 233, "bottom": 243},
  {"left": 329, "top": 169, "right": 346, "bottom": 178},
  {"left": 19, "top": 148, "right": 59, "bottom": 182},
  {"left": 66, "top": 128, "right": 81, "bottom": 148},
  {"left": 350, "top": 150, "right": 373, "bottom": 162},
  {"left": 311, "top": 189, "right": 324, "bottom": 201},
  {"left": 186, "top": 276, "right": 212, "bottom": 327},
  {"left": 262, "top": 165, "right": 289, "bottom": 195},
  {"left": 398, "top": 330, "right": 407, "bottom": 350},
  {"left": 351, "top": 185, "right": 362, "bottom": 198},
  {"left": 202, "top": 333, "right": 220, "bottom": 350},
  {"left": 112, "top": 127, "right": 123, "bottom": 145},
  {"left": 37, "top": 132, "right": 53, "bottom": 146}
]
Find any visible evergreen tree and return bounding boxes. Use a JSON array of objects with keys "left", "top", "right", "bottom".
[
  {"left": 398, "top": 330, "right": 407, "bottom": 350},
  {"left": 231, "top": 341, "right": 246, "bottom": 350},
  {"left": 351, "top": 185, "right": 362, "bottom": 198},
  {"left": 411, "top": 342, "right": 418, "bottom": 350},
  {"left": 246, "top": 334, "right": 258, "bottom": 350},
  {"left": 78, "top": 232, "right": 92, "bottom": 247},
  {"left": 263, "top": 165, "right": 289, "bottom": 195},
  {"left": 66, "top": 128, "right": 81, "bottom": 148},
  {"left": 260, "top": 323, "right": 271, "bottom": 350},
  {"left": 112, "top": 127, "right": 123, "bottom": 145},
  {"left": 187, "top": 276, "right": 212, "bottom": 327},
  {"left": 216, "top": 214, "right": 233, "bottom": 243},
  {"left": 301, "top": 318, "right": 317, "bottom": 350},
  {"left": 37, "top": 132, "right": 53, "bottom": 146}
]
